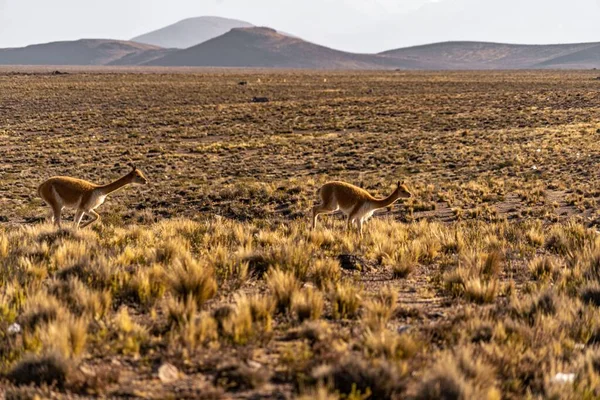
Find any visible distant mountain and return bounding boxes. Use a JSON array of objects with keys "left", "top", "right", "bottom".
[
  {"left": 131, "top": 16, "right": 255, "bottom": 49},
  {"left": 381, "top": 41, "right": 600, "bottom": 70},
  {"left": 2, "top": 29, "right": 600, "bottom": 70},
  {"left": 145, "top": 27, "right": 406, "bottom": 69},
  {"left": 0, "top": 39, "right": 164, "bottom": 66},
  {"left": 107, "top": 48, "right": 177, "bottom": 66}
]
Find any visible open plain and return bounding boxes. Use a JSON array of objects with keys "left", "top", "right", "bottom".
[{"left": 2, "top": 69, "right": 600, "bottom": 398}]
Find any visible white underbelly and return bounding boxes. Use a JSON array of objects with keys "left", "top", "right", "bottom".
[{"left": 90, "top": 195, "right": 107, "bottom": 209}]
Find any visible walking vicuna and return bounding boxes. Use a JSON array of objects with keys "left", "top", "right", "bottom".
[
  {"left": 38, "top": 164, "right": 148, "bottom": 229},
  {"left": 312, "top": 181, "right": 411, "bottom": 236}
]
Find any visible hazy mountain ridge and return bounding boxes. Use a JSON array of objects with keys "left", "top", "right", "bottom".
[
  {"left": 2, "top": 19, "right": 600, "bottom": 69},
  {"left": 381, "top": 41, "right": 600, "bottom": 69},
  {"left": 144, "top": 27, "right": 410, "bottom": 69},
  {"left": 131, "top": 16, "right": 255, "bottom": 49},
  {"left": 0, "top": 39, "right": 163, "bottom": 66}
]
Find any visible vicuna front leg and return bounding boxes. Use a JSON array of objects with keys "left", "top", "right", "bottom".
[
  {"left": 51, "top": 205, "right": 62, "bottom": 228},
  {"left": 80, "top": 210, "right": 100, "bottom": 229},
  {"left": 74, "top": 210, "right": 85, "bottom": 229}
]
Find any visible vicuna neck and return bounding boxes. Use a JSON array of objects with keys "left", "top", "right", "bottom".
[
  {"left": 99, "top": 174, "right": 133, "bottom": 195},
  {"left": 373, "top": 191, "right": 398, "bottom": 209}
]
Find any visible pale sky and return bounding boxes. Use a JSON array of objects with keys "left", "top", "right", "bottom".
[{"left": 1, "top": 0, "right": 600, "bottom": 53}]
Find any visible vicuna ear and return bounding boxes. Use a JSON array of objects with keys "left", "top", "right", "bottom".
[{"left": 128, "top": 163, "right": 137, "bottom": 172}]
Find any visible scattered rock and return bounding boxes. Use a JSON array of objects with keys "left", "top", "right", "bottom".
[
  {"left": 337, "top": 254, "right": 371, "bottom": 271},
  {"left": 251, "top": 97, "right": 269, "bottom": 103},
  {"left": 158, "top": 363, "right": 180, "bottom": 384},
  {"left": 238, "top": 81, "right": 248, "bottom": 85},
  {"left": 550, "top": 372, "right": 575, "bottom": 384},
  {"left": 0, "top": 216, "right": 8, "bottom": 222},
  {"left": 247, "top": 360, "right": 262, "bottom": 370},
  {"left": 397, "top": 325, "right": 411, "bottom": 334},
  {"left": 7, "top": 323, "right": 21, "bottom": 335}
]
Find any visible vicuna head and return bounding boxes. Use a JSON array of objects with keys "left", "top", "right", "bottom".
[
  {"left": 395, "top": 181, "right": 412, "bottom": 199},
  {"left": 128, "top": 164, "right": 149, "bottom": 185}
]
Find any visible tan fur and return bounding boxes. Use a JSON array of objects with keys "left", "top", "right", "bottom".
[
  {"left": 38, "top": 165, "right": 148, "bottom": 229},
  {"left": 312, "top": 181, "right": 411, "bottom": 236}
]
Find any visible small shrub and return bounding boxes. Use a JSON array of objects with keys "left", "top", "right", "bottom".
[
  {"left": 463, "top": 277, "right": 498, "bottom": 304},
  {"left": 214, "top": 362, "right": 271, "bottom": 391},
  {"left": 384, "top": 247, "right": 418, "bottom": 279},
  {"left": 20, "top": 294, "right": 67, "bottom": 331},
  {"left": 581, "top": 284, "right": 600, "bottom": 306},
  {"left": 292, "top": 288, "right": 324, "bottom": 322},
  {"left": 529, "top": 256, "right": 559, "bottom": 282},
  {"left": 331, "top": 281, "right": 362, "bottom": 320},
  {"left": 267, "top": 268, "right": 300, "bottom": 313},
  {"left": 415, "top": 364, "right": 473, "bottom": 400},
  {"left": 362, "top": 286, "right": 397, "bottom": 330},
  {"left": 312, "top": 357, "right": 406, "bottom": 400},
  {"left": 8, "top": 352, "right": 70, "bottom": 389},
  {"left": 169, "top": 256, "right": 217, "bottom": 308},
  {"left": 362, "top": 329, "right": 419, "bottom": 360},
  {"left": 50, "top": 278, "right": 111, "bottom": 319},
  {"left": 112, "top": 308, "right": 148, "bottom": 355},
  {"left": 311, "top": 258, "right": 341, "bottom": 289},
  {"left": 37, "top": 315, "right": 88, "bottom": 359}
]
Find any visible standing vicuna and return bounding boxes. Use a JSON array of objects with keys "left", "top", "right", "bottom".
[
  {"left": 312, "top": 181, "right": 412, "bottom": 236},
  {"left": 38, "top": 164, "right": 148, "bottom": 229}
]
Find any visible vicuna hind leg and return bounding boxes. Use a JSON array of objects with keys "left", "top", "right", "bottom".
[
  {"left": 80, "top": 210, "right": 100, "bottom": 229},
  {"left": 312, "top": 204, "right": 335, "bottom": 230}
]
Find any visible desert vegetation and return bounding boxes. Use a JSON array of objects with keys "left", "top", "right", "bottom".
[{"left": 2, "top": 69, "right": 600, "bottom": 398}]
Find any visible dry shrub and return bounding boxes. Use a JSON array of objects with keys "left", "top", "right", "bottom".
[
  {"left": 165, "top": 296, "right": 197, "bottom": 330},
  {"left": 20, "top": 294, "right": 67, "bottom": 331},
  {"left": 362, "top": 286, "right": 398, "bottom": 330},
  {"left": 207, "top": 244, "right": 249, "bottom": 287},
  {"left": 312, "top": 357, "right": 406, "bottom": 400},
  {"left": 443, "top": 250, "right": 502, "bottom": 304},
  {"left": 267, "top": 268, "right": 300, "bottom": 313},
  {"left": 265, "top": 241, "right": 313, "bottom": 280},
  {"left": 214, "top": 361, "right": 271, "bottom": 391},
  {"left": 529, "top": 256, "right": 561, "bottom": 282},
  {"left": 580, "top": 283, "right": 600, "bottom": 307},
  {"left": 384, "top": 246, "right": 418, "bottom": 279},
  {"left": 49, "top": 278, "right": 111, "bottom": 319},
  {"left": 362, "top": 329, "right": 419, "bottom": 360},
  {"left": 463, "top": 278, "right": 498, "bottom": 304},
  {"left": 112, "top": 308, "right": 148, "bottom": 356},
  {"left": 292, "top": 288, "right": 324, "bottom": 322},
  {"left": 37, "top": 315, "right": 88, "bottom": 359},
  {"left": 169, "top": 255, "right": 217, "bottom": 308},
  {"left": 416, "top": 350, "right": 499, "bottom": 400},
  {"left": 297, "top": 385, "right": 339, "bottom": 400},
  {"left": 512, "top": 290, "right": 558, "bottom": 324},
  {"left": 221, "top": 294, "right": 275, "bottom": 344},
  {"left": 331, "top": 281, "right": 362, "bottom": 320},
  {"left": 180, "top": 311, "right": 219, "bottom": 350},
  {"left": 311, "top": 258, "right": 341, "bottom": 289},
  {"left": 124, "top": 264, "right": 166, "bottom": 307},
  {"left": 8, "top": 352, "right": 71, "bottom": 389}
]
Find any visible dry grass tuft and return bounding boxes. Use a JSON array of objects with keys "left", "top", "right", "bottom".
[
  {"left": 169, "top": 256, "right": 217, "bottom": 308},
  {"left": 267, "top": 268, "right": 300, "bottom": 313},
  {"left": 331, "top": 280, "right": 362, "bottom": 320},
  {"left": 292, "top": 288, "right": 324, "bottom": 322}
]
